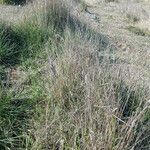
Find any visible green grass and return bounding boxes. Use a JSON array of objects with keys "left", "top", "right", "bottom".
[
  {"left": 0, "top": 21, "right": 53, "bottom": 67},
  {"left": 0, "top": 23, "right": 24, "bottom": 66}
]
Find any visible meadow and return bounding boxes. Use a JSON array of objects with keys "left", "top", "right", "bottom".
[{"left": 0, "top": 0, "right": 149, "bottom": 149}]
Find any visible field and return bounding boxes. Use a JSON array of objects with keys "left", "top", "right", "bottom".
[{"left": 0, "top": 0, "right": 150, "bottom": 149}]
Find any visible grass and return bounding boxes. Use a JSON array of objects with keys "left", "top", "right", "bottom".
[
  {"left": 127, "top": 25, "right": 150, "bottom": 36},
  {"left": 0, "top": 0, "right": 30, "bottom": 5},
  {"left": 0, "top": 0, "right": 150, "bottom": 149},
  {"left": 0, "top": 23, "right": 24, "bottom": 66},
  {"left": 29, "top": 35, "right": 150, "bottom": 149},
  {"left": 126, "top": 13, "right": 140, "bottom": 23},
  {"left": 105, "top": 0, "right": 118, "bottom": 2}
]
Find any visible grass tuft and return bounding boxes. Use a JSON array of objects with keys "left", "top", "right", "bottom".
[{"left": 127, "top": 25, "right": 150, "bottom": 36}]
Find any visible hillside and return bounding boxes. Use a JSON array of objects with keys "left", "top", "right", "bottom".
[{"left": 0, "top": 0, "right": 150, "bottom": 149}]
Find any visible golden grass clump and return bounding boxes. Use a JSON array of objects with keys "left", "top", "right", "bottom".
[{"left": 30, "top": 29, "right": 150, "bottom": 149}]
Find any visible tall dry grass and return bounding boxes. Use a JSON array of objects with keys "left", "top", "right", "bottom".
[
  {"left": 29, "top": 28, "right": 150, "bottom": 149},
  {"left": 0, "top": 0, "right": 149, "bottom": 149}
]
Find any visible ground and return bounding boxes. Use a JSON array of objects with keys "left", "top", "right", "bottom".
[
  {"left": 81, "top": 0, "right": 150, "bottom": 87},
  {"left": 55, "top": 0, "right": 149, "bottom": 88}
]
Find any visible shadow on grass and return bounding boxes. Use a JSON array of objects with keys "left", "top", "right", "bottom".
[
  {"left": 115, "top": 81, "right": 150, "bottom": 149},
  {"left": 0, "top": 88, "right": 34, "bottom": 149},
  {"left": 0, "top": 23, "right": 24, "bottom": 66},
  {"left": 0, "top": 21, "right": 51, "bottom": 67},
  {"left": 0, "top": 8, "right": 115, "bottom": 67},
  {"left": 2, "top": 0, "right": 31, "bottom": 5}
]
